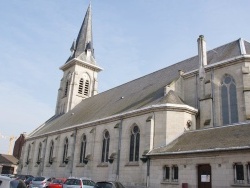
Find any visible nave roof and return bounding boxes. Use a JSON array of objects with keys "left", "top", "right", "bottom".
[{"left": 29, "top": 39, "right": 250, "bottom": 138}]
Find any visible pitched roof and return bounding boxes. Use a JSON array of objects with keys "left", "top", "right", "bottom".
[
  {"left": 29, "top": 39, "right": 250, "bottom": 138},
  {"left": 0, "top": 154, "right": 18, "bottom": 165},
  {"left": 148, "top": 123, "right": 250, "bottom": 156},
  {"left": 244, "top": 40, "right": 250, "bottom": 54},
  {"left": 159, "top": 90, "right": 185, "bottom": 104}
]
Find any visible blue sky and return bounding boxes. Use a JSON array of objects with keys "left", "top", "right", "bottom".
[{"left": 1, "top": 0, "right": 250, "bottom": 154}]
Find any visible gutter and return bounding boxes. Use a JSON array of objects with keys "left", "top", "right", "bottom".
[
  {"left": 183, "top": 54, "right": 250, "bottom": 77},
  {"left": 148, "top": 146, "right": 250, "bottom": 156},
  {"left": 27, "top": 103, "right": 198, "bottom": 140}
]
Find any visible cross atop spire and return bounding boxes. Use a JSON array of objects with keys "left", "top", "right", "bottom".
[{"left": 66, "top": 3, "right": 95, "bottom": 64}]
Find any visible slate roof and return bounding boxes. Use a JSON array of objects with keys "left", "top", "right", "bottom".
[
  {"left": 29, "top": 39, "right": 250, "bottom": 138},
  {"left": 66, "top": 4, "right": 95, "bottom": 63},
  {"left": 148, "top": 123, "right": 250, "bottom": 156},
  {"left": 245, "top": 40, "right": 250, "bottom": 54},
  {"left": 160, "top": 90, "right": 185, "bottom": 104},
  {"left": 0, "top": 154, "right": 18, "bottom": 165}
]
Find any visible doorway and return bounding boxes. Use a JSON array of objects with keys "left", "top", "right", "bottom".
[{"left": 198, "top": 164, "right": 211, "bottom": 188}]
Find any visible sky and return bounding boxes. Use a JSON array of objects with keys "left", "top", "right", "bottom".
[{"left": 1, "top": 0, "right": 250, "bottom": 154}]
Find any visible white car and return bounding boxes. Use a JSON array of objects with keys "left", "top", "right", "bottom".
[
  {"left": 29, "top": 176, "right": 53, "bottom": 188},
  {"left": 0, "top": 175, "right": 12, "bottom": 187},
  {"left": 0, "top": 175, "right": 27, "bottom": 188},
  {"left": 63, "top": 177, "right": 95, "bottom": 188}
]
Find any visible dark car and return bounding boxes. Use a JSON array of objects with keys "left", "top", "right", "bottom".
[
  {"left": 24, "top": 177, "right": 34, "bottom": 187},
  {"left": 94, "top": 181, "right": 125, "bottom": 188},
  {"left": 16, "top": 175, "right": 33, "bottom": 181},
  {"left": 10, "top": 179, "right": 27, "bottom": 188}
]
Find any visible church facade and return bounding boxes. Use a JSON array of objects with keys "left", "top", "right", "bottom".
[{"left": 18, "top": 4, "right": 250, "bottom": 188}]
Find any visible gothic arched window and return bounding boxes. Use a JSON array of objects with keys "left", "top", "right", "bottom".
[
  {"left": 80, "top": 134, "right": 87, "bottom": 163},
  {"left": 37, "top": 143, "right": 42, "bottom": 162},
  {"left": 221, "top": 74, "right": 238, "bottom": 125},
  {"left": 48, "top": 141, "right": 54, "bottom": 164},
  {"left": 101, "top": 130, "right": 110, "bottom": 163},
  {"left": 62, "top": 138, "right": 68, "bottom": 163},
  {"left": 78, "top": 78, "right": 84, "bottom": 94},
  {"left": 129, "top": 124, "right": 140, "bottom": 162},
  {"left": 84, "top": 80, "right": 90, "bottom": 96},
  {"left": 26, "top": 144, "right": 31, "bottom": 164}
]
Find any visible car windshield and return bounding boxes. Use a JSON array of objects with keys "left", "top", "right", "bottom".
[
  {"left": 95, "top": 182, "right": 112, "bottom": 188},
  {"left": 33, "top": 177, "right": 45, "bottom": 181},
  {"left": 64, "top": 179, "right": 81, "bottom": 185},
  {"left": 52, "top": 179, "right": 64, "bottom": 183},
  {"left": 26, "top": 177, "right": 33, "bottom": 181},
  {"left": 82, "top": 180, "right": 95, "bottom": 186}
]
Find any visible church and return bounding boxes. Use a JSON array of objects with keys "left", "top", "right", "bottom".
[{"left": 18, "top": 4, "right": 250, "bottom": 188}]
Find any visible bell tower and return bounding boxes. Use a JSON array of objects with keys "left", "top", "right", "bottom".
[{"left": 55, "top": 4, "right": 102, "bottom": 115}]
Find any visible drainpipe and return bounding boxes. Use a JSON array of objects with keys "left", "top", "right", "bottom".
[
  {"left": 146, "top": 112, "right": 155, "bottom": 187},
  {"left": 195, "top": 74, "right": 198, "bottom": 109},
  {"left": 116, "top": 119, "right": 123, "bottom": 181},
  {"left": 211, "top": 68, "right": 215, "bottom": 127},
  {"left": 70, "top": 128, "right": 77, "bottom": 176},
  {"left": 145, "top": 113, "right": 155, "bottom": 187},
  {"left": 146, "top": 158, "right": 150, "bottom": 187}
]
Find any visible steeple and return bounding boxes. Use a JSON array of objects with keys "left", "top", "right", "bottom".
[
  {"left": 66, "top": 3, "right": 95, "bottom": 64},
  {"left": 55, "top": 4, "right": 102, "bottom": 115}
]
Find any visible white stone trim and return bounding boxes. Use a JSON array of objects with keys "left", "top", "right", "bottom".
[
  {"left": 149, "top": 146, "right": 250, "bottom": 156},
  {"left": 27, "top": 103, "right": 198, "bottom": 140},
  {"left": 183, "top": 55, "right": 250, "bottom": 78}
]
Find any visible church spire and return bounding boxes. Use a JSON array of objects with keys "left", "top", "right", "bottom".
[
  {"left": 56, "top": 4, "right": 102, "bottom": 115},
  {"left": 66, "top": 3, "right": 94, "bottom": 63}
]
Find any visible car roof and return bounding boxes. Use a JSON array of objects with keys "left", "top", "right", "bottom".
[
  {"left": 67, "top": 177, "right": 91, "bottom": 180},
  {"left": 0, "top": 175, "right": 12, "bottom": 181}
]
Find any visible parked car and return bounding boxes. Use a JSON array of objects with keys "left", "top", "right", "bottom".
[
  {"left": 94, "top": 181, "right": 125, "bottom": 188},
  {"left": 48, "top": 178, "right": 66, "bottom": 188},
  {"left": 63, "top": 177, "right": 95, "bottom": 188},
  {"left": 1, "top": 174, "right": 15, "bottom": 178},
  {"left": 29, "top": 177, "right": 54, "bottom": 188},
  {"left": 24, "top": 176, "right": 34, "bottom": 187},
  {"left": 10, "top": 179, "right": 27, "bottom": 188},
  {"left": 16, "top": 175, "right": 33, "bottom": 181},
  {"left": 0, "top": 175, "right": 27, "bottom": 188},
  {"left": 0, "top": 175, "right": 12, "bottom": 188}
]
